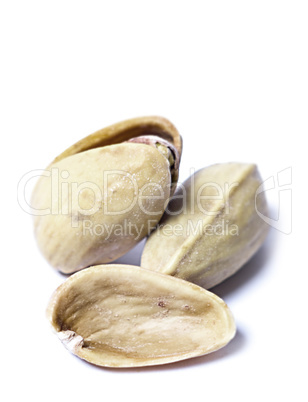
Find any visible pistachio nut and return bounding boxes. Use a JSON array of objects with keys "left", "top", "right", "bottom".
[
  {"left": 32, "top": 116, "right": 182, "bottom": 273},
  {"left": 141, "top": 163, "right": 269, "bottom": 289},
  {"left": 47, "top": 264, "right": 236, "bottom": 367}
]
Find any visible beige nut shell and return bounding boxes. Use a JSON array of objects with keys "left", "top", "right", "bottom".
[
  {"left": 141, "top": 162, "right": 269, "bottom": 289},
  {"left": 32, "top": 116, "right": 182, "bottom": 273},
  {"left": 47, "top": 264, "right": 236, "bottom": 367},
  {"left": 32, "top": 143, "right": 172, "bottom": 273}
]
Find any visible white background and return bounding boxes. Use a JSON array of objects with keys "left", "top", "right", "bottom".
[{"left": 1, "top": 1, "right": 307, "bottom": 401}]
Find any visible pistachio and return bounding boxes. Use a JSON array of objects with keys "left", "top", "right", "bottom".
[
  {"left": 47, "top": 264, "right": 236, "bottom": 367},
  {"left": 32, "top": 117, "right": 182, "bottom": 273},
  {"left": 141, "top": 163, "right": 269, "bottom": 289}
]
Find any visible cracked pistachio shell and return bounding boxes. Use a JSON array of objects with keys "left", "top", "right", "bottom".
[
  {"left": 32, "top": 116, "right": 182, "bottom": 274},
  {"left": 32, "top": 143, "right": 174, "bottom": 273},
  {"left": 141, "top": 163, "right": 269, "bottom": 289},
  {"left": 47, "top": 264, "right": 236, "bottom": 367}
]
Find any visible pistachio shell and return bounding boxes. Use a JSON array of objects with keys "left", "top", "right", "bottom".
[
  {"left": 141, "top": 163, "right": 269, "bottom": 289},
  {"left": 32, "top": 116, "right": 182, "bottom": 273},
  {"left": 32, "top": 143, "right": 172, "bottom": 273},
  {"left": 47, "top": 264, "right": 236, "bottom": 367}
]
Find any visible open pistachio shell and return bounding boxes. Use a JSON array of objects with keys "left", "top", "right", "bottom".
[
  {"left": 141, "top": 163, "right": 269, "bottom": 289},
  {"left": 32, "top": 117, "right": 182, "bottom": 273},
  {"left": 47, "top": 264, "right": 236, "bottom": 367}
]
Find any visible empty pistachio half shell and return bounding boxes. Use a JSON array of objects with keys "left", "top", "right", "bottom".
[
  {"left": 141, "top": 162, "right": 269, "bottom": 289},
  {"left": 47, "top": 264, "right": 236, "bottom": 367},
  {"left": 32, "top": 116, "right": 182, "bottom": 273}
]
